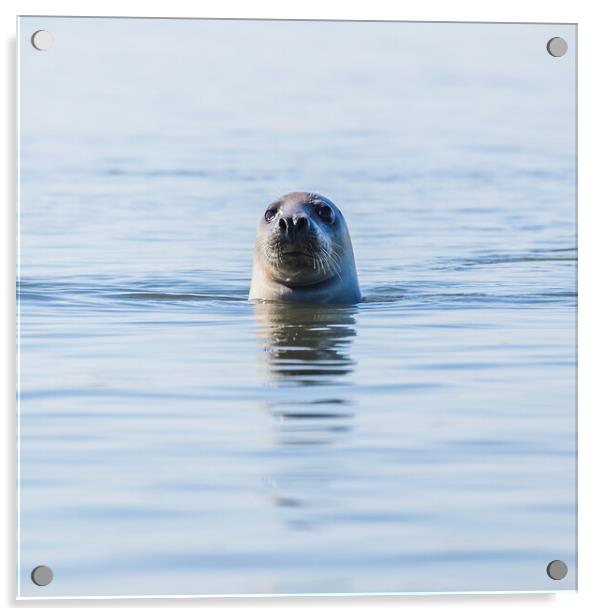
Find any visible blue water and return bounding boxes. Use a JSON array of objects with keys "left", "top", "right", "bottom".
[{"left": 17, "top": 18, "right": 576, "bottom": 597}]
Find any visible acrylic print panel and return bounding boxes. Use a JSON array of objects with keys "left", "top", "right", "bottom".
[{"left": 17, "top": 17, "right": 577, "bottom": 598}]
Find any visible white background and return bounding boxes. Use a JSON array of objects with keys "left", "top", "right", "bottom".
[{"left": 1, "top": 1, "right": 600, "bottom": 614}]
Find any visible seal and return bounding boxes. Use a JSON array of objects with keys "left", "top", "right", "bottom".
[{"left": 249, "top": 192, "right": 361, "bottom": 304}]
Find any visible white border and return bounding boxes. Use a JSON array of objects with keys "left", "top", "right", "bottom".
[
  {"left": 3, "top": 1, "right": 601, "bottom": 614},
  {"left": 14, "top": 12, "right": 20, "bottom": 602}
]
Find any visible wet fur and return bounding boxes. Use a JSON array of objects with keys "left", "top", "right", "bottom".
[{"left": 249, "top": 192, "right": 361, "bottom": 305}]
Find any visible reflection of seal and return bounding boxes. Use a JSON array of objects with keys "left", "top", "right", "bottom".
[
  {"left": 253, "top": 301, "right": 358, "bottom": 520},
  {"left": 249, "top": 192, "right": 361, "bottom": 304},
  {"left": 253, "top": 301, "right": 357, "bottom": 386}
]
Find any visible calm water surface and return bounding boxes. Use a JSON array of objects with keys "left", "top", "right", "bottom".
[{"left": 18, "top": 19, "right": 576, "bottom": 596}]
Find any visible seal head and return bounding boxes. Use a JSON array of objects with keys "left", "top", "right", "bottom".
[{"left": 249, "top": 192, "right": 361, "bottom": 304}]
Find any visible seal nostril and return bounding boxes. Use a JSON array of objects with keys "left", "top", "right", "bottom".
[
  {"left": 296, "top": 216, "right": 308, "bottom": 231},
  {"left": 279, "top": 218, "right": 287, "bottom": 232}
]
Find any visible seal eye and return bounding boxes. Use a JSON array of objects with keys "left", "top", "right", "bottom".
[
  {"left": 317, "top": 204, "right": 334, "bottom": 224},
  {"left": 264, "top": 208, "right": 277, "bottom": 222}
]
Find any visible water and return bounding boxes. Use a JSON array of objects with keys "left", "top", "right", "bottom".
[{"left": 17, "top": 18, "right": 576, "bottom": 597}]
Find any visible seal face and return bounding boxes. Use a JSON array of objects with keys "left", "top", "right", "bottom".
[{"left": 249, "top": 192, "right": 361, "bottom": 304}]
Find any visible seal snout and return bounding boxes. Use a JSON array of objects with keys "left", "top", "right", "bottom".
[{"left": 278, "top": 214, "right": 309, "bottom": 239}]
